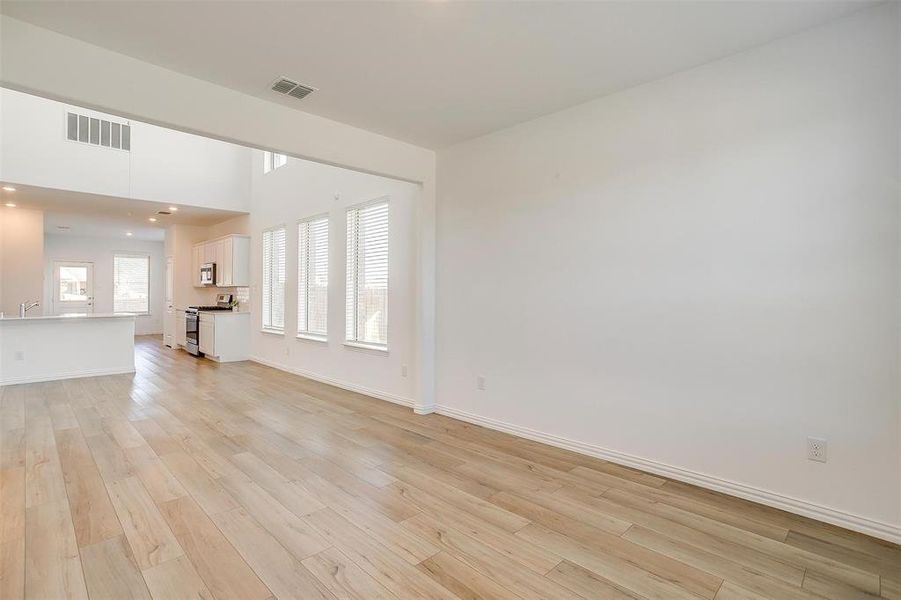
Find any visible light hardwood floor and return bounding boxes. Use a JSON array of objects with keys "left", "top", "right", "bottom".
[{"left": 1, "top": 335, "right": 898, "bottom": 599}]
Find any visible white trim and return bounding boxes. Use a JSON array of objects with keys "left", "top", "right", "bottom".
[
  {"left": 1, "top": 366, "right": 135, "bottom": 386},
  {"left": 250, "top": 355, "right": 413, "bottom": 408},
  {"left": 434, "top": 405, "right": 901, "bottom": 545},
  {"left": 296, "top": 333, "right": 327, "bottom": 343},
  {"left": 343, "top": 341, "right": 388, "bottom": 353}
]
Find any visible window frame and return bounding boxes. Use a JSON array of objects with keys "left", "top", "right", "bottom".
[
  {"left": 297, "top": 213, "right": 330, "bottom": 342},
  {"left": 261, "top": 225, "right": 287, "bottom": 334},
  {"left": 345, "top": 197, "right": 390, "bottom": 352},
  {"left": 112, "top": 253, "right": 151, "bottom": 315}
]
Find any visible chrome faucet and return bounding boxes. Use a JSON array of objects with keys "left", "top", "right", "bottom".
[{"left": 18, "top": 301, "right": 39, "bottom": 318}]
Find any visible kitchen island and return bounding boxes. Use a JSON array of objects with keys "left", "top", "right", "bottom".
[{"left": 0, "top": 313, "right": 135, "bottom": 385}]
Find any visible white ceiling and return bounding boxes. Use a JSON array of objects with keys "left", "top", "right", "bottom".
[
  {"left": 1, "top": 184, "right": 245, "bottom": 242},
  {"left": 0, "top": 1, "right": 874, "bottom": 149}
]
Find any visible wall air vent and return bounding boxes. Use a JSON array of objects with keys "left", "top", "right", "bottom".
[
  {"left": 66, "top": 111, "right": 130, "bottom": 151},
  {"left": 271, "top": 77, "right": 317, "bottom": 101}
]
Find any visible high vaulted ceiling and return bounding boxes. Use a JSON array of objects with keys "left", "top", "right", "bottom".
[{"left": 0, "top": 1, "right": 874, "bottom": 149}]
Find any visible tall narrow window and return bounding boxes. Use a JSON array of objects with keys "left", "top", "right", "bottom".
[
  {"left": 113, "top": 254, "right": 150, "bottom": 314},
  {"left": 346, "top": 199, "right": 389, "bottom": 348},
  {"left": 262, "top": 226, "right": 286, "bottom": 331},
  {"left": 262, "top": 151, "right": 288, "bottom": 174},
  {"left": 298, "top": 215, "right": 329, "bottom": 339}
]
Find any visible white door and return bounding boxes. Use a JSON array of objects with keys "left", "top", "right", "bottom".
[{"left": 53, "top": 261, "right": 94, "bottom": 315}]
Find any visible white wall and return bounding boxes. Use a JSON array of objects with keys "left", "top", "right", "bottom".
[
  {"left": 0, "top": 88, "right": 252, "bottom": 212},
  {"left": 437, "top": 4, "right": 900, "bottom": 538},
  {"left": 250, "top": 153, "right": 420, "bottom": 405},
  {"left": 43, "top": 233, "right": 165, "bottom": 334},
  {"left": 0, "top": 207, "right": 44, "bottom": 316}
]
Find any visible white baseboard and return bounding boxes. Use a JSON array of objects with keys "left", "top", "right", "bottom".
[
  {"left": 436, "top": 405, "right": 901, "bottom": 545},
  {"left": 249, "top": 356, "right": 415, "bottom": 408},
  {"left": 1, "top": 367, "right": 136, "bottom": 386}
]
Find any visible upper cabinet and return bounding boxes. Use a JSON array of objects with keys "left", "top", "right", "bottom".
[{"left": 192, "top": 234, "right": 250, "bottom": 288}]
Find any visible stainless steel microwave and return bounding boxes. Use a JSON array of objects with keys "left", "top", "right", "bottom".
[{"left": 200, "top": 262, "right": 216, "bottom": 285}]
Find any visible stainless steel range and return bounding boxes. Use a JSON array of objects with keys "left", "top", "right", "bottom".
[{"left": 185, "top": 293, "right": 233, "bottom": 356}]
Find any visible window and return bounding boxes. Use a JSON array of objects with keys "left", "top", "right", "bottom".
[
  {"left": 262, "top": 151, "right": 287, "bottom": 174},
  {"left": 59, "top": 265, "right": 90, "bottom": 301},
  {"left": 262, "top": 226, "right": 286, "bottom": 331},
  {"left": 298, "top": 215, "right": 329, "bottom": 339},
  {"left": 113, "top": 255, "right": 150, "bottom": 314},
  {"left": 346, "top": 199, "right": 389, "bottom": 348}
]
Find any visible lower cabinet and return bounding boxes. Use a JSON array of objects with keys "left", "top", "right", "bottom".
[
  {"left": 197, "top": 311, "right": 249, "bottom": 362},
  {"left": 199, "top": 314, "right": 215, "bottom": 355}
]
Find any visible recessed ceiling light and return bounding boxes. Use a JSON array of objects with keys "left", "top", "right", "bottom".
[
  {"left": 5, "top": 202, "right": 16, "bottom": 208},
  {"left": 2, "top": 186, "right": 15, "bottom": 192},
  {"left": 168, "top": 206, "right": 178, "bottom": 212},
  {"left": 126, "top": 232, "right": 133, "bottom": 236},
  {"left": 148, "top": 217, "right": 157, "bottom": 222}
]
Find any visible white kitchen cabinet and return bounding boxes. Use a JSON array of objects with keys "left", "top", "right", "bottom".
[
  {"left": 217, "top": 238, "right": 233, "bottom": 285},
  {"left": 198, "top": 313, "right": 215, "bottom": 355},
  {"left": 197, "top": 311, "right": 249, "bottom": 362},
  {"left": 213, "top": 235, "right": 250, "bottom": 287},
  {"left": 192, "top": 244, "right": 204, "bottom": 287},
  {"left": 203, "top": 241, "right": 215, "bottom": 265},
  {"left": 192, "top": 235, "right": 250, "bottom": 288}
]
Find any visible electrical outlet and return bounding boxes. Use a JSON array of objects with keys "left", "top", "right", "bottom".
[
  {"left": 476, "top": 375, "right": 486, "bottom": 391},
  {"left": 807, "top": 437, "right": 827, "bottom": 463},
  {"left": 14, "top": 351, "right": 24, "bottom": 361},
  {"left": 401, "top": 365, "right": 408, "bottom": 378}
]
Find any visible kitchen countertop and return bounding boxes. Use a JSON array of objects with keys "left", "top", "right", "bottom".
[{"left": 0, "top": 312, "right": 137, "bottom": 322}]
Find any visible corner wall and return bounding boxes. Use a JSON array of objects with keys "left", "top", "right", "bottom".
[{"left": 436, "top": 4, "right": 900, "bottom": 540}]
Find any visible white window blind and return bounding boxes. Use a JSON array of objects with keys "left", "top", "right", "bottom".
[
  {"left": 262, "top": 227, "right": 286, "bottom": 331},
  {"left": 346, "top": 200, "right": 388, "bottom": 347},
  {"left": 262, "top": 151, "right": 288, "bottom": 174},
  {"left": 298, "top": 216, "right": 329, "bottom": 338},
  {"left": 113, "top": 255, "right": 150, "bottom": 314}
]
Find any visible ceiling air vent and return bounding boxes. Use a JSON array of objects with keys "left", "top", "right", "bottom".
[
  {"left": 157, "top": 210, "right": 171, "bottom": 215},
  {"left": 271, "top": 77, "right": 317, "bottom": 101}
]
